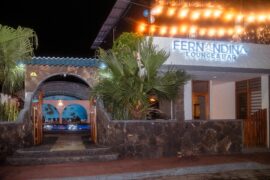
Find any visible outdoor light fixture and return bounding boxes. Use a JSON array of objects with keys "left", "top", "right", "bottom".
[
  {"left": 57, "top": 100, "right": 63, "bottom": 107},
  {"left": 137, "top": 0, "right": 270, "bottom": 40},
  {"left": 149, "top": 98, "right": 156, "bottom": 103},
  {"left": 149, "top": 95, "right": 157, "bottom": 103},
  {"left": 30, "top": 72, "right": 37, "bottom": 77}
]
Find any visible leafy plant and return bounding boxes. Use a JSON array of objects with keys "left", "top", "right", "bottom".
[
  {"left": 0, "top": 24, "right": 38, "bottom": 94},
  {"left": 0, "top": 101, "right": 19, "bottom": 122},
  {"left": 92, "top": 32, "right": 190, "bottom": 120}
]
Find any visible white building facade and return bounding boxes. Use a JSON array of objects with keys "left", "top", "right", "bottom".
[{"left": 153, "top": 36, "right": 270, "bottom": 148}]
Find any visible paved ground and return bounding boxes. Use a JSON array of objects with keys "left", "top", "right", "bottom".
[
  {"left": 147, "top": 169, "right": 270, "bottom": 180},
  {"left": 1, "top": 152, "right": 270, "bottom": 180}
]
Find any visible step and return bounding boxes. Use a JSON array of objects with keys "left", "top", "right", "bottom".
[
  {"left": 13, "top": 147, "right": 113, "bottom": 158},
  {"left": 7, "top": 153, "right": 119, "bottom": 165}
]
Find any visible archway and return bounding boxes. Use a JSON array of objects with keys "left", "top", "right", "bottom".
[{"left": 31, "top": 73, "right": 97, "bottom": 145}]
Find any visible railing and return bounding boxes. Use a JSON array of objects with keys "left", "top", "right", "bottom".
[{"left": 244, "top": 109, "right": 267, "bottom": 147}]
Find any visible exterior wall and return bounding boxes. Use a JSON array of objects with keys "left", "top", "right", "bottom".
[
  {"left": 39, "top": 81, "right": 90, "bottom": 99},
  {"left": 153, "top": 36, "right": 270, "bottom": 70},
  {"left": 97, "top": 112, "right": 182, "bottom": 158},
  {"left": 0, "top": 106, "right": 32, "bottom": 161},
  {"left": 97, "top": 103, "right": 242, "bottom": 158},
  {"left": 261, "top": 75, "right": 270, "bottom": 147},
  {"left": 96, "top": 86, "right": 243, "bottom": 158},
  {"left": 159, "top": 100, "right": 174, "bottom": 119},
  {"left": 210, "top": 81, "right": 236, "bottom": 119},
  {"left": 0, "top": 64, "right": 99, "bottom": 161},
  {"left": 184, "top": 80, "right": 192, "bottom": 120},
  {"left": 25, "top": 65, "right": 98, "bottom": 93},
  {"left": 182, "top": 120, "right": 242, "bottom": 155}
]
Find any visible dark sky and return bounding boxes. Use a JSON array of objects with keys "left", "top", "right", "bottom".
[{"left": 0, "top": 1, "right": 117, "bottom": 58}]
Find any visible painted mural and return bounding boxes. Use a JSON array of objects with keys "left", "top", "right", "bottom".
[{"left": 36, "top": 95, "right": 90, "bottom": 131}]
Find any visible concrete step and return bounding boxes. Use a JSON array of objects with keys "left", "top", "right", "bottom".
[
  {"left": 13, "top": 146, "right": 113, "bottom": 158},
  {"left": 7, "top": 153, "right": 119, "bottom": 165}
]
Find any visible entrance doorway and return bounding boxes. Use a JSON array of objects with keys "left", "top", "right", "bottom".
[
  {"left": 236, "top": 77, "right": 267, "bottom": 148},
  {"left": 31, "top": 74, "right": 97, "bottom": 146},
  {"left": 192, "top": 80, "right": 209, "bottom": 120}
]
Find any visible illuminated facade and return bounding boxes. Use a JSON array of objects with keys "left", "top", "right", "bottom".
[{"left": 153, "top": 36, "right": 270, "bottom": 148}]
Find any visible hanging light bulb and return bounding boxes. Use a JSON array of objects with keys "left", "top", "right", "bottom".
[
  {"left": 159, "top": 26, "right": 167, "bottom": 35},
  {"left": 58, "top": 100, "right": 63, "bottom": 107}
]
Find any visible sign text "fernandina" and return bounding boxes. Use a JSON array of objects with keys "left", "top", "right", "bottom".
[{"left": 172, "top": 39, "right": 247, "bottom": 62}]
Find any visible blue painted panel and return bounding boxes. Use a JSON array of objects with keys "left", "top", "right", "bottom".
[
  {"left": 62, "top": 104, "right": 87, "bottom": 122},
  {"left": 44, "top": 95, "right": 78, "bottom": 100},
  {"left": 42, "top": 104, "right": 59, "bottom": 122}
]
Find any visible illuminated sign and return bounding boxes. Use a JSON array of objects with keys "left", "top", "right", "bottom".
[{"left": 172, "top": 39, "right": 247, "bottom": 62}]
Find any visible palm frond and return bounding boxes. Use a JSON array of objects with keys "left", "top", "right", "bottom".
[
  {"left": 93, "top": 33, "right": 189, "bottom": 120},
  {"left": 0, "top": 24, "right": 38, "bottom": 94}
]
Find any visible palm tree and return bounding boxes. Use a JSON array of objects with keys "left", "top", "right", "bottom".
[
  {"left": 92, "top": 32, "right": 189, "bottom": 120},
  {"left": 0, "top": 24, "right": 38, "bottom": 94}
]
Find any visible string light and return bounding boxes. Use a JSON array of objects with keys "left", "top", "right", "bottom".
[
  {"left": 170, "top": 26, "right": 177, "bottom": 35},
  {"left": 167, "top": 7, "right": 176, "bottom": 16},
  {"left": 159, "top": 26, "right": 167, "bottom": 35},
  {"left": 191, "top": 11, "right": 200, "bottom": 20},
  {"left": 178, "top": 8, "right": 189, "bottom": 18},
  {"left": 134, "top": 1, "right": 270, "bottom": 43}
]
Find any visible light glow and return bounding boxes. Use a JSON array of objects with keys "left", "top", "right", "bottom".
[
  {"left": 30, "top": 72, "right": 37, "bottom": 77},
  {"left": 149, "top": 25, "right": 156, "bottom": 34},
  {"left": 180, "top": 25, "right": 188, "bottom": 34},
  {"left": 167, "top": 7, "right": 176, "bottom": 16},
  {"left": 199, "top": 28, "right": 206, "bottom": 36},
  {"left": 225, "top": 13, "right": 234, "bottom": 21},
  {"left": 138, "top": 23, "right": 146, "bottom": 33},
  {"left": 159, "top": 26, "right": 167, "bottom": 35},
  {"left": 203, "top": 9, "right": 212, "bottom": 18},
  {"left": 247, "top": 15, "right": 255, "bottom": 23},
  {"left": 227, "top": 28, "right": 234, "bottom": 36},
  {"left": 170, "top": 26, "right": 177, "bottom": 35},
  {"left": 191, "top": 11, "right": 200, "bottom": 20},
  {"left": 213, "top": 10, "right": 222, "bottom": 18},
  {"left": 236, "top": 14, "right": 244, "bottom": 22},
  {"left": 151, "top": 5, "right": 163, "bottom": 15},
  {"left": 208, "top": 28, "right": 216, "bottom": 37},
  {"left": 178, "top": 8, "right": 189, "bottom": 18},
  {"left": 58, "top": 100, "right": 63, "bottom": 107},
  {"left": 189, "top": 26, "right": 197, "bottom": 34},
  {"left": 218, "top": 28, "right": 225, "bottom": 37},
  {"left": 235, "top": 26, "right": 244, "bottom": 34},
  {"left": 258, "top": 15, "right": 266, "bottom": 22}
]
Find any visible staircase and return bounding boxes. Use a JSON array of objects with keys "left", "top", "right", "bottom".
[{"left": 6, "top": 133, "right": 119, "bottom": 165}]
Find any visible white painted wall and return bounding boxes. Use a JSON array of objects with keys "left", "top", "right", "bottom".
[
  {"left": 184, "top": 80, "right": 192, "bottom": 120},
  {"left": 261, "top": 75, "right": 269, "bottom": 148},
  {"left": 210, "top": 81, "right": 236, "bottom": 119},
  {"left": 152, "top": 36, "right": 270, "bottom": 69}
]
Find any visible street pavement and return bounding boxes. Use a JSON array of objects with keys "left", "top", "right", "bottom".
[{"left": 1, "top": 152, "right": 270, "bottom": 180}]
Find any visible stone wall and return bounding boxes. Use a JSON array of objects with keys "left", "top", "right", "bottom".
[
  {"left": 25, "top": 65, "right": 98, "bottom": 93},
  {"left": 97, "top": 104, "right": 183, "bottom": 158},
  {"left": 0, "top": 107, "right": 32, "bottom": 161},
  {"left": 181, "top": 120, "right": 242, "bottom": 156},
  {"left": 38, "top": 81, "right": 90, "bottom": 99},
  {"left": 97, "top": 103, "right": 243, "bottom": 158}
]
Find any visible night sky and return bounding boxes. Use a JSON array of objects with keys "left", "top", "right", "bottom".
[{"left": 0, "top": 1, "right": 117, "bottom": 58}]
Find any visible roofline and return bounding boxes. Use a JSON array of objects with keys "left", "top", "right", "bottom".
[
  {"left": 24, "top": 56, "right": 101, "bottom": 67},
  {"left": 90, "top": 0, "right": 131, "bottom": 49}
]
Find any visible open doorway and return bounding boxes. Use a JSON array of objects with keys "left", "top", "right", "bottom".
[
  {"left": 31, "top": 74, "right": 97, "bottom": 147},
  {"left": 192, "top": 80, "right": 209, "bottom": 120}
]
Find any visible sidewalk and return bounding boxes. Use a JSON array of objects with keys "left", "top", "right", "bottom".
[{"left": 1, "top": 152, "right": 270, "bottom": 180}]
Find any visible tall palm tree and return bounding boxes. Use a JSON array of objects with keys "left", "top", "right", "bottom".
[
  {"left": 0, "top": 24, "right": 38, "bottom": 94},
  {"left": 93, "top": 32, "right": 189, "bottom": 120}
]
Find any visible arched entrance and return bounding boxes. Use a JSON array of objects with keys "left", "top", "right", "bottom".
[{"left": 31, "top": 73, "right": 97, "bottom": 145}]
